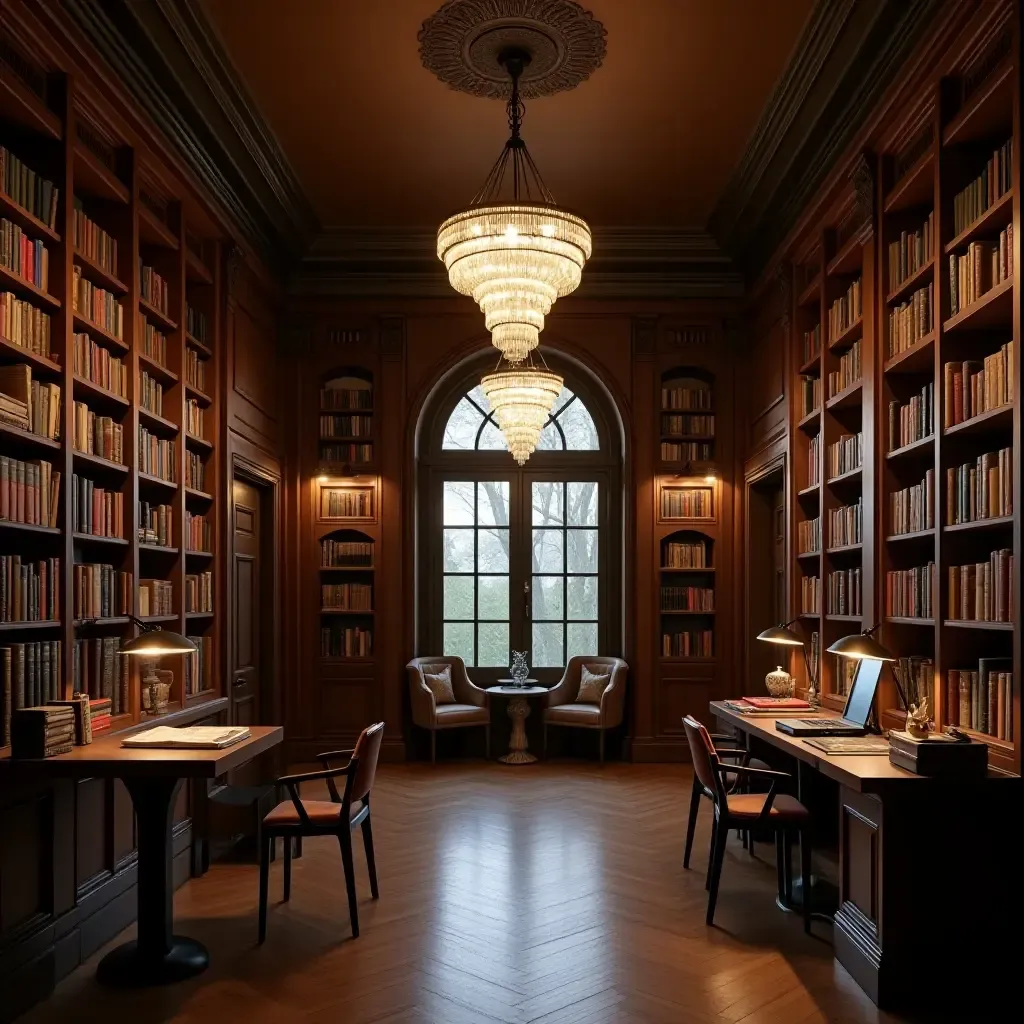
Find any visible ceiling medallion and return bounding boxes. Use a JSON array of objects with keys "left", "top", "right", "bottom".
[{"left": 419, "top": 0, "right": 606, "bottom": 100}]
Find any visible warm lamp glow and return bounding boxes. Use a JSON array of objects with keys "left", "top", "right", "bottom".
[
  {"left": 480, "top": 365, "right": 563, "bottom": 465},
  {"left": 756, "top": 622, "right": 805, "bottom": 647},
  {"left": 121, "top": 628, "right": 197, "bottom": 657}
]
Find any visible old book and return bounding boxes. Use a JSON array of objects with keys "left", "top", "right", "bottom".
[{"left": 1, "top": 646, "right": 11, "bottom": 745}]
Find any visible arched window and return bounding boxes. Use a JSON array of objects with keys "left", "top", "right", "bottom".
[{"left": 418, "top": 357, "right": 621, "bottom": 683}]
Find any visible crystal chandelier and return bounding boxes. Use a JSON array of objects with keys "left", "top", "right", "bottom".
[
  {"left": 437, "top": 49, "right": 592, "bottom": 364},
  {"left": 481, "top": 357, "right": 563, "bottom": 465}
]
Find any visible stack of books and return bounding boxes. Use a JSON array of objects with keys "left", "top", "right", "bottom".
[
  {"left": 11, "top": 705, "right": 74, "bottom": 757},
  {"left": 0, "top": 364, "right": 30, "bottom": 430},
  {"left": 88, "top": 696, "right": 112, "bottom": 734}
]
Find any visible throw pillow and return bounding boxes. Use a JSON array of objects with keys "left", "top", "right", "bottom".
[
  {"left": 576, "top": 665, "right": 610, "bottom": 704},
  {"left": 423, "top": 665, "right": 456, "bottom": 704}
]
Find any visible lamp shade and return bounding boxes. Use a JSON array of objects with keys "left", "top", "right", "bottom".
[
  {"left": 756, "top": 623, "right": 805, "bottom": 646},
  {"left": 827, "top": 631, "right": 895, "bottom": 661},
  {"left": 121, "top": 629, "right": 197, "bottom": 657}
]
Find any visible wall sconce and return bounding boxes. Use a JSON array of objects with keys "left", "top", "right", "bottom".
[{"left": 684, "top": 459, "right": 718, "bottom": 484}]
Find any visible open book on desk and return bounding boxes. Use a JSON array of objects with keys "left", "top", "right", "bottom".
[{"left": 121, "top": 726, "right": 251, "bottom": 749}]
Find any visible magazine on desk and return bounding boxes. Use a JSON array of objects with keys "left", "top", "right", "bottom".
[
  {"left": 121, "top": 726, "right": 251, "bottom": 749},
  {"left": 720, "top": 700, "right": 822, "bottom": 717}
]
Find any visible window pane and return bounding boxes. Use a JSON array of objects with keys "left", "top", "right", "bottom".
[
  {"left": 443, "top": 481, "right": 475, "bottom": 525},
  {"left": 532, "top": 575, "right": 564, "bottom": 620},
  {"left": 468, "top": 384, "right": 492, "bottom": 414},
  {"left": 477, "top": 420, "right": 506, "bottom": 450},
  {"left": 442, "top": 399, "right": 484, "bottom": 450},
  {"left": 478, "top": 622, "right": 509, "bottom": 667},
  {"left": 536, "top": 421, "right": 563, "bottom": 450},
  {"left": 567, "top": 576, "right": 598, "bottom": 620},
  {"left": 478, "top": 528, "right": 509, "bottom": 572},
  {"left": 567, "top": 482, "right": 598, "bottom": 526},
  {"left": 567, "top": 622, "right": 598, "bottom": 660},
  {"left": 444, "top": 622, "right": 474, "bottom": 666},
  {"left": 443, "top": 529, "right": 474, "bottom": 572},
  {"left": 532, "top": 622, "right": 564, "bottom": 667},
  {"left": 552, "top": 388, "right": 573, "bottom": 414},
  {"left": 444, "top": 576, "right": 474, "bottom": 620},
  {"left": 567, "top": 529, "right": 598, "bottom": 572},
  {"left": 477, "top": 481, "right": 510, "bottom": 526},
  {"left": 532, "top": 482, "right": 564, "bottom": 525},
  {"left": 557, "top": 397, "right": 599, "bottom": 450},
  {"left": 478, "top": 575, "right": 509, "bottom": 619},
  {"left": 532, "top": 528, "right": 564, "bottom": 572}
]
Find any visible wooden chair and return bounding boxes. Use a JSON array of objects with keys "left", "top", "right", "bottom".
[
  {"left": 258, "top": 722, "right": 384, "bottom": 942},
  {"left": 682, "top": 716, "right": 812, "bottom": 931}
]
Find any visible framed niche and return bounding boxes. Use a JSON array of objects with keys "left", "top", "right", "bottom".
[{"left": 316, "top": 477, "right": 379, "bottom": 523}]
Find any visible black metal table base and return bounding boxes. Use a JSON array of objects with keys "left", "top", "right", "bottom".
[{"left": 97, "top": 937, "right": 209, "bottom": 987}]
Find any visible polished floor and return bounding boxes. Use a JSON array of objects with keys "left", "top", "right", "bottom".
[{"left": 24, "top": 763, "right": 922, "bottom": 1024}]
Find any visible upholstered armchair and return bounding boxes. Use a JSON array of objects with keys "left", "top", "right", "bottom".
[
  {"left": 542, "top": 656, "right": 628, "bottom": 763},
  {"left": 407, "top": 656, "right": 491, "bottom": 762}
]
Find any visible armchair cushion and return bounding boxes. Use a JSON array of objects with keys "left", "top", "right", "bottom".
[
  {"left": 434, "top": 703, "right": 489, "bottom": 726},
  {"left": 576, "top": 665, "right": 609, "bottom": 704},
  {"left": 423, "top": 665, "right": 456, "bottom": 705},
  {"left": 545, "top": 703, "right": 601, "bottom": 726}
]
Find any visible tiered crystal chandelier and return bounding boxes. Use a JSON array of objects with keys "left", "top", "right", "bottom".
[
  {"left": 437, "top": 49, "right": 592, "bottom": 365},
  {"left": 481, "top": 360, "right": 563, "bottom": 465}
]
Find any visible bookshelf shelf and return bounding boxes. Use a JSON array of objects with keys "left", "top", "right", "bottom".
[
  {"left": 886, "top": 434, "right": 934, "bottom": 461},
  {"left": 885, "top": 616, "right": 935, "bottom": 626},
  {"left": 885, "top": 259, "right": 935, "bottom": 306},
  {"left": 138, "top": 352, "right": 178, "bottom": 385},
  {"left": 73, "top": 142, "right": 129, "bottom": 204},
  {"left": 0, "top": 263, "right": 60, "bottom": 309},
  {"left": 797, "top": 483, "right": 820, "bottom": 499},
  {"left": 797, "top": 550, "right": 821, "bottom": 561},
  {"left": 943, "top": 619, "right": 1013, "bottom": 631},
  {"left": 320, "top": 609, "right": 374, "bottom": 616},
  {"left": 185, "top": 433, "right": 213, "bottom": 452},
  {"left": 883, "top": 333, "right": 935, "bottom": 375},
  {"left": 825, "top": 379, "right": 863, "bottom": 411},
  {"left": 0, "top": 190, "right": 61, "bottom": 243},
  {"left": 943, "top": 404, "right": 1012, "bottom": 437},
  {"left": 185, "top": 611, "right": 214, "bottom": 620},
  {"left": 0, "top": 63, "right": 62, "bottom": 138},
  {"left": 73, "top": 375, "right": 130, "bottom": 408},
  {"left": 137, "top": 615, "right": 179, "bottom": 625},
  {"left": 73, "top": 249, "right": 127, "bottom": 294},
  {"left": 185, "top": 383, "right": 212, "bottom": 406},
  {"left": 72, "top": 450, "right": 128, "bottom": 475},
  {"left": 828, "top": 316, "right": 862, "bottom": 353},
  {"left": 72, "top": 532, "right": 129, "bottom": 547},
  {"left": 185, "top": 549, "right": 213, "bottom": 559},
  {"left": 944, "top": 190, "right": 1014, "bottom": 254},
  {"left": 139, "top": 298, "right": 177, "bottom": 334},
  {"left": 942, "top": 276, "right": 1013, "bottom": 333},
  {"left": 826, "top": 543, "right": 862, "bottom": 555},
  {"left": 0, "top": 335, "right": 62, "bottom": 376},
  {"left": 72, "top": 313, "right": 127, "bottom": 352},
  {"left": 797, "top": 408, "right": 821, "bottom": 432},
  {"left": 186, "top": 334, "right": 212, "bottom": 359},
  {"left": 942, "top": 55, "right": 1013, "bottom": 146},
  {"left": 0, "top": 620, "right": 61, "bottom": 632},
  {"left": 943, "top": 516, "right": 1014, "bottom": 534},
  {"left": 825, "top": 614, "right": 863, "bottom": 623},
  {"left": 139, "top": 543, "right": 179, "bottom": 554},
  {"left": 0, "top": 520, "right": 60, "bottom": 536},
  {"left": 185, "top": 249, "right": 214, "bottom": 285},
  {"left": 826, "top": 466, "right": 862, "bottom": 488},
  {"left": 72, "top": 617, "right": 130, "bottom": 628},
  {"left": 138, "top": 407, "right": 179, "bottom": 436},
  {"left": 185, "top": 487, "right": 213, "bottom": 502},
  {"left": 886, "top": 529, "right": 936, "bottom": 544},
  {"left": 797, "top": 273, "right": 821, "bottom": 309},
  {"left": 0, "top": 421, "right": 60, "bottom": 451},
  {"left": 827, "top": 232, "right": 864, "bottom": 277},
  {"left": 959, "top": 726, "right": 1014, "bottom": 754},
  {"left": 798, "top": 353, "right": 821, "bottom": 377},
  {"left": 883, "top": 150, "right": 933, "bottom": 213},
  {"left": 138, "top": 472, "right": 178, "bottom": 492},
  {"left": 138, "top": 205, "right": 179, "bottom": 249}
]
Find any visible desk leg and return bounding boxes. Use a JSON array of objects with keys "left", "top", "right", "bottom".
[{"left": 96, "top": 777, "right": 209, "bottom": 987}]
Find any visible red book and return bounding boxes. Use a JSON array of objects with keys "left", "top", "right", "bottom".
[{"left": 741, "top": 696, "right": 812, "bottom": 709}]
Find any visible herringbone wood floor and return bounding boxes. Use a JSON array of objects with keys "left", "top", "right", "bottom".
[{"left": 23, "top": 763, "right": 922, "bottom": 1024}]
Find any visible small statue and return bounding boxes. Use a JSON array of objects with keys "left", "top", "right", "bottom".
[
  {"left": 510, "top": 650, "right": 529, "bottom": 688},
  {"left": 906, "top": 697, "right": 931, "bottom": 740}
]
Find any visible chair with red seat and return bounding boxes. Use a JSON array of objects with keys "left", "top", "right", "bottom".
[
  {"left": 258, "top": 721, "right": 384, "bottom": 942},
  {"left": 682, "top": 715, "right": 811, "bottom": 931}
]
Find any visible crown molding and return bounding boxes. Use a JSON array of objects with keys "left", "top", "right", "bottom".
[
  {"left": 708, "top": 0, "right": 946, "bottom": 279},
  {"left": 291, "top": 226, "right": 744, "bottom": 299},
  {"left": 58, "top": 0, "right": 318, "bottom": 270}
]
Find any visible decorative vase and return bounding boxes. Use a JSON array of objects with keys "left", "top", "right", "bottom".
[
  {"left": 765, "top": 665, "right": 794, "bottom": 698},
  {"left": 510, "top": 651, "right": 529, "bottom": 688}
]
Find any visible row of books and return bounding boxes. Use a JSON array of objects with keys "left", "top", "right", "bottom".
[
  {"left": 1, "top": 556, "right": 60, "bottom": 622},
  {"left": 186, "top": 305, "right": 209, "bottom": 344},
  {"left": 73, "top": 200, "right": 118, "bottom": 275},
  {"left": 827, "top": 567, "right": 861, "bottom": 616},
  {"left": 1, "top": 218, "right": 50, "bottom": 292},
  {"left": 661, "top": 386, "right": 712, "bottom": 412},
  {"left": 139, "top": 578, "right": 173, "bottom": 617},
  {"left": 320, "top": 488, "right": 372, "bottom": 519},
  {"left": 72, "top": 266, "right": 123, "bottom": 338},
  {"left": 322, "top": 583, "right": 373, "bottom": 611},
  {"left": 185, "top": 349, "right": 207, "bottom": 392},
  {"left": 320, "top": 539, "right": 373, "bottom": 567},
  {"left": 662, "top": 541, "right": 709, "bottom": 569},
  {"left": 1, "top": 642, "right": 63, "bottom": 744},
  {"left": 885, "top": 564, "right": 934, "bottom": 619},
  {"left": 74, "top": 332, "right": 127, "bottom": 397},
  {"left": 1, "top": 146, "right": 59, "bottom": 229},
  {"left": 948, "top": 551, "right": 1013, "bottom": 623},
  {"left": 890, "top": 470, "right": 934, "bottom": 536},
  {"left": 139, "top": 501, "right": 173, "bottom": 546},
  {"left": 942, "top": 345, "right": 1014, "bottom": 427},
  {"left": 0, "top": 363, "right": 60, "bottom": 439},
  {"left": 802, "top": 324, "right": 821, "bottom": 364},
  {"left": 660, "top": 488, "right": 712, "bottom": 519},
  {"left": 185, "top": 571, "right": 213, "bottom": 613},
  {"left": 321, "top": 386, "right": 371, "bottom": 411},
  {"left": 834, "top": 652, "right": 856, "bottom": 697},
  {"left": 828, "top": 497, "right": 861, "bottom": 548},
  {"left": 886, "top": 213, "right": 933, "bottom": 292},
  {"left": 797, "top": 515, "right": 820, "bottom": 556},
  {"left": 74, "top": 564, "right": 132, "bottom": 619},
  {"left": 888, "top": 382, "right": 933, "bottom": 452},
  {"left": 140, "top": 319, "right": 168, "bottom": 366},
  {"left": 827, "top": 339, "right": 861, "bottom": 398},
  {"left": 659, "top": 586, "right": 713, "bottom": 612},
  {"left": 139, "top": 371, "right": 164, "bottom": 415},
  {"left": 806, "top": 434, "right": 821, "bottom": 487},
  {"left": 0, "top": 456, "right": 59, "bottom": 527},
  {"left": 661, "top": 630, "right": 712, "bottom": 658},
  {"left": 320, "top": 443, "right": 372, "bottom": 465},
  {"left": 946, "top": 448, "right": 1012, "bottom": 525},
  {"left": 139, "top": 428, "right": 175, "bottom": 481},
  {"left": 73, "top": 637, "right": 127, "bottom": 714},
  {"left": 184, "top": 636, "right": 213, "bottom": 696},
  {"left": 800, "top": 376, "right": 821, "bottom": 417},
  {"left": 800, "top": 575, "right": 820, "bottom": 615},
  {"left": 321, "top": 625, "right": 373, "bottom": 658},
  {"left": 186, "top": 399, "right": 204, "bottom": 438},
  {"left": 951, "top": 138, "right": 1012, "bottom": 236},
  {"left": 946, "top": 662, "right": 1012, "bottom": 740},
  {"left": 660, "top": 441, "right": 713, "bottom": 462},
  {"left": 827, "top": 277, "right": 861, "bottom": 341},
  {"left": 185, "top": 511, "right": 211, "bottom": 552},
  {"left": 896, "top": 656, "right": 932, "bottom": 710},
  {"left": 948, "top": 228, "right": 1012, "bottom": 316},
  {"left": 185, "top": 451, "right": 205, "bottom": 490},
  {"left": 827, "top": 432, "right": 862, "bottom": 479},
  {"left": 73, "top": 404, "right": 123, "bottom": 463},
  {"left": 886, "top": 282, "right": 933, "bottom": 360},
  {"left": 1, "top": 290, "right": 52, "bottom": 356},
  {"left": 73, "top": 475, "right": 124, "bottom": 538},
  {"left": 319, "top": 414, "right": 371, "bottom": 438},
  {"left": 139, "top": 262, "right": 170, "bottom": 315}
]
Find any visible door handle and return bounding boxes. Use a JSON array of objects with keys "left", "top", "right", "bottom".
[
  {"left": 524, "top": 581, "right": 531, "bottom": 620},
  {"left": 232, "top": 678, "right": 246, "bottom": 688}
]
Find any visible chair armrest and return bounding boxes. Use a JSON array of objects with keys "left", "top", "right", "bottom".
[
  {"left": 316, "top": 748, "right": 354, "bottom": 764},
  {"left": 716, "top": 763, "right": 791, "bottom": 781},
  {"left": 452, "top": 663, "right": 487, "bottom": 708},
  {"left": 598, "top": 664, "right": 627, "bottom": 727},
  {"left": 278, "top": 761, "right": 354, "bottom": 806},
  {"left": 407, "top": 666, "right": 438, "bottom": 727}
]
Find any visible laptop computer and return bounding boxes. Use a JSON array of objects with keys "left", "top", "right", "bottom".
[{"left": 775, "top": 658, "right": 882, "bottom": 737}]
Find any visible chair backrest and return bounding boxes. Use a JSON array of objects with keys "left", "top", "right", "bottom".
[
  {"left": 349, "top": 722, "right": 385, "bottom": 802},
  {"left": 682, "top": 716, "right": 724, "bottom": 804}
]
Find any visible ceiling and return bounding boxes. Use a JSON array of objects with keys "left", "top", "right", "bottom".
[{"left": 199, "top": 0, "right": 814, "bottom": 230}]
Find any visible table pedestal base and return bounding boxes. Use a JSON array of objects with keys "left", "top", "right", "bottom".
[
  {"left": 97, "top": 937, "right": 209, "bottom": 987},
  {"left": 499, "top": 696, "right": 537, "bottom": 765}
]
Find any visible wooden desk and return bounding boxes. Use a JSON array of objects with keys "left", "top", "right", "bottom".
[
  {"left": 710, "top": 702, "right": 1020, "bottom": 1011},
  {"left": 0, "top": 726, "right": 283, "bottom": 987}
]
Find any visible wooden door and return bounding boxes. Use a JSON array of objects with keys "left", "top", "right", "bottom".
[{"left": 232, "top": 478, "right": 263, "bottom": 725}]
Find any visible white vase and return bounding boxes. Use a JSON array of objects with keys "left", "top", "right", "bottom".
[{"left": 765, "top": 665, "right": 794, "bottom": 697}]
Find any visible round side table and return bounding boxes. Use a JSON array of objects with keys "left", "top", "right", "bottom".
[{"left": 486, "top": 683, "right": 547, "bottom": 764}]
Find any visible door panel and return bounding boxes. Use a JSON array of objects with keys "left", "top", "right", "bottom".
[{"left": 232, "top": 479, "right": 261, "bottom": 726}]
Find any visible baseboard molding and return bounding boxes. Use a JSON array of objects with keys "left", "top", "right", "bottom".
[{"left": 631, "top": 738, "right": 691, "bottom": 762}]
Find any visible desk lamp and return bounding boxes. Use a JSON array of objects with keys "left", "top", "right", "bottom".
[
  {"left": 121, "top": 618, "right": 197, "bottom": 714},
  {"left": 756, "top": 619, "right": 818, "bottom": 706},
  {"left": 827, "top": 624, "right": 911, "bottom": 711}
]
